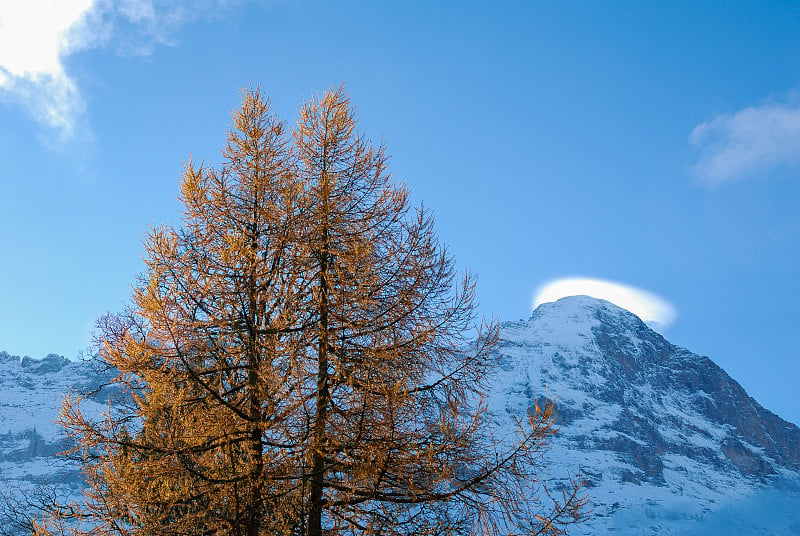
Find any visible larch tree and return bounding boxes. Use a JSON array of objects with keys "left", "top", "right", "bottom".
[{"left": 37, "top": 87, "right": 586, "bottom": 536}]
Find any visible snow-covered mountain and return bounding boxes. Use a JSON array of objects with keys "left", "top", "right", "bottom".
[
  {"left": 0, "top": 351, "right": 112, "bottom": 522},
  {"left": 490, "top": 295, "right": 800, "bottom": 534},
  {"left": 1, "top": 296, "right": 799, "bottom": 534}
]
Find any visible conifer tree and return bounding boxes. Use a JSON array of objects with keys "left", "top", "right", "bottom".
[{"left": 39, "top": 87, "right": 586, "bottom": 536}]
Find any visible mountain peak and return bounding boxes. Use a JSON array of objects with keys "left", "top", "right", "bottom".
[
  {"left": 525, "top": 294, "right": 658, "bottom": 348},
  {"left": 532, "top": 295, "right": 670, "bottom": 334},
  {"left": 494, "top": 299, "right": 800, "bottom": 533},
  {"left": 532, "top": 294, "right": 639, "bottom": 320}
]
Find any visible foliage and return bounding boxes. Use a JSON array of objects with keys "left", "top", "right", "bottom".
[{"left": 37, "top": 87, "right": 587, "bottom": 536}]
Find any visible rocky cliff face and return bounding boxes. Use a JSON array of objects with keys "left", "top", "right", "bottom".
[
  {"left": 1, "top": 297, "right": 799, "bottom": 534},
  {"left": 488, "top": 295, "right": 800, "bottom": 534},
  {"left": 0, "top": 351, "right": 112, "bottom": 515}
]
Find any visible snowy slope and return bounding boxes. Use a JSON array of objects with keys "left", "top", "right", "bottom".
[
  {"left": 489, "top": 296, "right": 800, "bottom": 535},
  {"left": 1, "top": 297, "right": 799, "bottom": 534},
  {"left": 0, "top": 351, "right": 111, "bottom": 506}
]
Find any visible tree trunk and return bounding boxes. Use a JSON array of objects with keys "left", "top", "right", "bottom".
[
  {"left": 308, "top": 257, "right": 330, "bottom": 536},
  {"left": 246, "top": 213, "right": 264, "bottom": 536},
  {"left": 309, "top": 167, "right": 331, "bottom": 536}
]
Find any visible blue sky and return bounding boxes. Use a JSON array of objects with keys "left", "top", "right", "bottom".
[{"left": 1, "top": 1, "right": 799, "bottom": 424}]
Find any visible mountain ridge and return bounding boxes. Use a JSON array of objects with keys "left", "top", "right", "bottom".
[
  {"left": 488, "top": 295, "right": 800, "bottom": 534},
  {"left": 0, "top": 295, "right": 798, "bottom": 534}
]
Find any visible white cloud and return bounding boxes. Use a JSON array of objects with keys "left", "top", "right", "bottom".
[
  {"left": 533, "top": 277, "right": 677, "bottom": 332},
  {"left": 0, "top": 0, "right": 236, "bottom": 140},
  {"left": 0, "top": 0, "right": 93, "bottom": 138},
  {"left": 690, "top": 101, "right": 800, "bottom": 185}
]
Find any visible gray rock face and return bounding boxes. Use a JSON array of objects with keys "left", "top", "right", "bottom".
[
  {"left": 0, "top": 351, "right": 112, "bottom": 500},
  {"left": 572, "top": 298, "right": 796, "bottom": 478},
  {"left": 1, "top": 297, "right": 799, "bottom": 534},
  {"left": 488, "top": 295, "right": 800, "bottom": 534}
]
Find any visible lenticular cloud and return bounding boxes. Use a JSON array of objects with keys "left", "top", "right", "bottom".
[{"left": 533, "top": 277, "right": 677, "bottom": 331}]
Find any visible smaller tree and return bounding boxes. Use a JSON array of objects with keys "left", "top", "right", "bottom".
[{"left": 37, "top": 87, "right": 587, "bottom": 536}]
